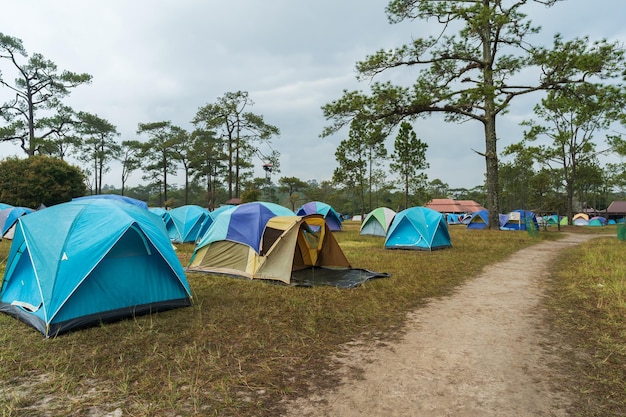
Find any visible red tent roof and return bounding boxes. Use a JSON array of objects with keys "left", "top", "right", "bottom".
[{"left": 425, "top": 199, "right": 486, "bottom": 214}]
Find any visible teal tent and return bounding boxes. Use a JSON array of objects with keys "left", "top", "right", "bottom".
[
  {"left": 384, "top": 207, "right": 451, "bottom": 251},
  {"left": 73, "top": 194, "right": 148, "bottom": 210},
  {"left": 168, "top": 205, "right": 210, "bottom": 243},
  {"left": 0, "top": 199, "right": 192, "bottom": 337}
]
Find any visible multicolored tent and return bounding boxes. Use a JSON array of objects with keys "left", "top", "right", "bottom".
[
  {"left": 360, "top": 207, "right": 396, "bottom": 237},
  {"left": 573, "top": 213, "right": 590, "bottom": 226},
  {"left": 0, "top": 199, "right": 192, "bottom": 337},
  {"left": 296, "top": 201, "right": 343, "bottom": 231},
  {"left": 189, "top": 202, "right": 388, "bottom": 287},
  {"left": 188, "top": 201, "right": 351, "bottom": 283},
  {"left": 499, "top": 210, "right": 538, "bottom": 231},
  {"left": 385, "top": 207, "right": 451, "bottom": 251},
  {"left": 193, "top": 202, "right": 295, "bottom": 254}
]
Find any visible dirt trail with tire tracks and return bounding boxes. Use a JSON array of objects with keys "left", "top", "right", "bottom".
[{"left": 282, "top": 233, "right": 598, "bottom": 417}]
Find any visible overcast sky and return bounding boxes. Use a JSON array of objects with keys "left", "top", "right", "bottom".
[{"left": 1, "top": 1, "right": 624, "bottom": 190}]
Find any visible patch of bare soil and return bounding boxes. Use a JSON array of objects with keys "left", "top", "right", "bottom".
[{"left": 281, "top": 233, "right": 598, "bottom": 417}]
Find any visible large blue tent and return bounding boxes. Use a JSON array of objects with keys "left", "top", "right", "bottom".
[
  {"left": 73, "top": 194, "right": 148, "bottom": 210},
  {"left": 384, "top": 207, "right": 451, "bottom": 251},
  {"left": 0, "top": 199, "right": 192, "bottom": 337}
]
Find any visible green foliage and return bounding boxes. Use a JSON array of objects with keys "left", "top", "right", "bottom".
[
  {"left": 76, "top": 111, "right": 120, "bottom": 195},
  {"left": 390, "top": 121, "right": 429, "bottom": 208},
  {"left": 0, "top": 32, "right": 92, "bottom": 155},
  {"left": 322, "top": 0, "right": 625, "bottom": 230},
  {"left": 0, "top": 156, "right": 86, "bottom": 207},
  {"left": 506, "top": 83, "right": 626, "bottom": 219},
  {"left": 192, "top": 91, "right": 280, "bottom": 200}
]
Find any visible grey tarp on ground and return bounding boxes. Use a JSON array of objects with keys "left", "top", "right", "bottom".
[{"left": 290, "top": 267, "right": 390, "bottom": 288}]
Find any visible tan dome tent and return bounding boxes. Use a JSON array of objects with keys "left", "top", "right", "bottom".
[
  {"left": 188, "top": 214, "right": 350, "bottom": 284},
  {"left": 188, "top": 207, "right": 389, "bottom": 288}
]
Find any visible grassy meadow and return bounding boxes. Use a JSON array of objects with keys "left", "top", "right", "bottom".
[
  {"left": 545, "top": 233, "right": 626, "bottom": 415},
  {"left": 0, "top": 222, "right": 623, "bottom": 416}
]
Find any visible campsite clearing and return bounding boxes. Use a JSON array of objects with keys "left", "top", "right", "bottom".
[{"left": 0, "top": 224, "right": 623, "bottom": 415}]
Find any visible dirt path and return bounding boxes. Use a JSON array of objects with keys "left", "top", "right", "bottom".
[{"left": 282, "top": 233, "right": 598, "bottom": 417}]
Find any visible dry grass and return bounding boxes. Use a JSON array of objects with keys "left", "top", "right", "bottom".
[
  {"left": 545, "top": 234, "right": 626, "bottom": 416},
  {"left": 0, "top": 222, "right": 615, "bottom": 416}
]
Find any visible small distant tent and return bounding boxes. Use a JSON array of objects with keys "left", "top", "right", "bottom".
[
  {"left": 360, "top": 207, "right": 396, "bottom": 237},
  {"left": 573, "top": 213, "right": 590, "bottom": 226},
  {"left": 73, "top": 194, "right": 148, "bottom": 210},
  {"left": 0, "top": 199, "right": 192, "bottom": 337},
  {"left": 446, "top": 213, "right": 462, "bottom": 224},
  {"left": 385, "top": 207, "right": 451, "bottom": 251},
  {"left": 0, "top": 207, "right": 34, "bottom": 239},
  {"left": 168, "top": 205, "right": 211, "bottom": 243},
  {"left": 296, "top": 201, "right": 343, "bottom": 231},
  {"left": 589, "top": 216, "right": 606, "bottom": 227},
  {"left": 149, "top": 208, "right": 175, "bottom": 232},
  {"left": 467, "top": 210, "right": 489, "bottom": 229},
  {"left": 500, "top": 210, "right": 538, "bottom": 231},
  {"left": 545, "top": 215, "right": 560, "bottom": 226},
  {"left": 560, "top": 216, "right": 569, "bottom": 226}
]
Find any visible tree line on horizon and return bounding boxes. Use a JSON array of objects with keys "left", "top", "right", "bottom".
[{"left": 2, "top": 1, "right": 626, "bottom": 226}]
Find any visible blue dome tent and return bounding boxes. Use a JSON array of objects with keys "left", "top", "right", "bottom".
[
  {"left": 384, "top": 207, "right": 451, "bottom": 251},
  {"left": 296, "top": 201, "right": 343, "bottom": 231},
  {"left": 168, "top": 205, "right": 211, "bottom": 243},
  {"left": 0, "top": 199, "right": 192, "bottom": 337}
]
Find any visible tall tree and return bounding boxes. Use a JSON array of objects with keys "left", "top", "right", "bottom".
[
  {"left": 278, "top": 176, "right": 308, "bottom": 211},
  {"left": 119, "top": 140, "right": 143, "bottom": 196},
  {"left": 321, "top": 1, "right": 625, "bottom": 229},
  {"left": 192, "top": 91, "right": 280, "bottom": 199},
  {"left": 189, "top": 128, "right": 224, "bottom": 210},
  {"left": 137, "top": 121, "right": 179, "bottom": 207},
  {"left": 0, "top": 33, "right": 92, "bottom": 155},
  {"left": 390, "top": 121, "right": 429, "bottom": 209},
  {"left": 505, "top": 84, "right": 626, "bottom": 223},
  {"left": 169, "top": 126, "right": 195, "bottom": 205},
  {"left": 76, "top": 112, "right": 120, "bottom": 195},
  {"left": 333, "top": 119, "right": 369, "bottom": 218},
  {"left": 363, "top": 122, "right": 387, "bottom": 212}
]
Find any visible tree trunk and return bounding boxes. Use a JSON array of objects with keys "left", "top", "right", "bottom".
[
  {"left": 482, "top": 7, "right": 500, "bottom": 230},
  {"left": 484, "top": 114, "right": 500, "bottom": 230},
  {"left": 162, "top": 153, "right": 168, "bottom": 205}
]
